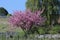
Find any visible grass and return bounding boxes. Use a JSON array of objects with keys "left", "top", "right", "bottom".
[
  {"left": 0, "top": 17, "right": 25, "bottom": 37},
  {"left": 0, "top": 17, "right": 21, "bottom": 32}
]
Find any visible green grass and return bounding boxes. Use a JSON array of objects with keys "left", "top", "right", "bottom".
[{"left": 0, "top": 17, "right": 21, "bottom": 32}]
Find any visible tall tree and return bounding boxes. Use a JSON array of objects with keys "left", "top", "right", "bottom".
[
  {"left": 26, "top": 0, "right": 41, "bottom": 12},
  {"left": 26, "top": 0, "right": 60, "bottom": 26}
]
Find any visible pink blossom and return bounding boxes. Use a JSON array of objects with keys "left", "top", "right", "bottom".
[{"left": 9, "top": 9, "right": 46, "bottom": 30}]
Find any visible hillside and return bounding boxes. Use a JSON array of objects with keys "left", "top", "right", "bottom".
[{"left": 0, "top": 17, "right": 23, "bottom": 32}]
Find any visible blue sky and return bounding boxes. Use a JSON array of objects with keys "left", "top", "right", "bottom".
[{"left": 0, "top": 0, "right": 26, "bottom": 14}]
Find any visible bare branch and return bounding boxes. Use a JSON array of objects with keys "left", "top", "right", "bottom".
[{"left": 40, "top": 7, "right": 45, "bottom": 14}]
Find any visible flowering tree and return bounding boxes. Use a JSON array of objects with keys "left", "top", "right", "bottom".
[{"left": 9, "top": 8, "right": 46, "bottom": 37}]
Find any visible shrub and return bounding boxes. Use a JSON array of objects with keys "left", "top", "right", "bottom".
[{"left": 49, "top": 25, "right": 60, "bottom": 34}]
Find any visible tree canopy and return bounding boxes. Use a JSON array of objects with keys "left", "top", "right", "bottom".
[
  {"left": 26, "top": 0, "right": 60, "bottom": 25},
  {"left": 26, "top": 0, "right": 41, "bottom": 12},
  {"left": 0, "top": 7, "right": 8, "bottom": 16}
]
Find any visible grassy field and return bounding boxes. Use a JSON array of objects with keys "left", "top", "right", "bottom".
[{"left": 0, "top": 17, "right": 24, "bottom": 35}]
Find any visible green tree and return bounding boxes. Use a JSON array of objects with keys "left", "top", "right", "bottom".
[
  {"left": 0, "top": 7, "right": 8, "bottom": 16},
  {"left": 26, "top": 0, "right": 60, "bottom": 26},
  {"left": 26, "top": 0, "right": 41, "bottom": 12},
  {"left": 26, "top": 0, "right": 60, "bottom": 34}
]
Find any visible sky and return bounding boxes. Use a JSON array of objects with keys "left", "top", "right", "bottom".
[{"left": 0, "top": 0, "right": 26, "bottom": 14}]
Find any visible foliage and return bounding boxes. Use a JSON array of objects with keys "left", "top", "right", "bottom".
[
  {"left": 7, "top": 14, "right": 12, "bottom": 16},
  {"left": 38, "top": 27, "right": 45, "bottom": 34},
  {"left": 26, "top": 0, "right": 41, "bottom": 12},
  {"left": 9, "top": 9, "right": 46, "bottom": 37},
  {"left": 49, "top": 25, "right": 60, "bottom": 34},
  {"left": 26, "top": 0, "right": 60, "bottom": 25},
  {"left": 0, "top": 7, "right": 8, "bottom": 16}
]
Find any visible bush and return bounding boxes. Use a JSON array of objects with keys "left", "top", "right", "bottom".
[
  {"left": 38, "top": 27, "right": 45, "bottom": 34},
  {"left": 49, "top": 25, "right": 60, "bottom": 34}
]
